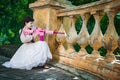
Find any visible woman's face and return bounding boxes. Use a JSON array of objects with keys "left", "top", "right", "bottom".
[{"left": 25, "top": 21, "right": 33, "bottom": 28}]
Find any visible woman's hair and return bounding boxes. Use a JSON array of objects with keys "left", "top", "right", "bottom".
[{"left": 23, "top": 16, "right": 34, "bottom": 26}]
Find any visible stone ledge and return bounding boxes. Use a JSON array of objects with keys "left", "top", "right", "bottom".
[
  {"left": 48, "top": 61, "right": 104, "bottom": 80},
  {"left": 53, "top": 54, "right": 120, "bottom": 80}
]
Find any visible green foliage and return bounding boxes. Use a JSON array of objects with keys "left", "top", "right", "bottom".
[
  {"left": 114, "top": 47, "right": 120, "bottom": 56},
  {"left": 0, "top": 0, "right": 36, "bottom": 46},
  {"left": 100, "top": 14, "right": 109, "bottom": 35},
  {"left": 85, "top": 45, "right": 93, "bottom": 54},
  {"left": 73, "top": 43, "right": 81, "bottom": 52},
  {"left": 87, "top": 15, "right": 95, "bottom": 34},
  {"left": 75, "top": 17, "right": 83, "bottom": 34},
  {"left": 114, "top": 12, "right": 120, "bottom": 35},
  {"left": 98, "top": 47, "right": 107, "bottom": 56},
  {"left": 68, "top": 0, "right": 100, "bottom": 6},
  {"left": 0, "top": 33, "right": 9, "bottom": 46}
]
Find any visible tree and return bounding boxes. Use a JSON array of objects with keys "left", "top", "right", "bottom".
[{"left": 0, "top": 0, "right": 36, "bottom": 45}]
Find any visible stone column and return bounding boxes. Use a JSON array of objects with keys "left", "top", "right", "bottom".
[
  {"left": 89, "top": 11, "right": 104, "bottom": 59},
  {"left": 77, "top": 13, "right": 90, "bottom": 56},
  {"left": 103, "top": 10, "right": 119, "bottom": 62},
  {"left": 66, "top": 16, "right": 78, "bottom": 53},
  {"left": 56, "top": 18, "right": 66, "bottom": 53},
  {"left": 29, "top": 0, "right": 71, "bottom": 54}
]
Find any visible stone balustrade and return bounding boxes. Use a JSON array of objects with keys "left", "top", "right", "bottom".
[{"left": 29, "top": 0, "right": 120, "bottom": 79}]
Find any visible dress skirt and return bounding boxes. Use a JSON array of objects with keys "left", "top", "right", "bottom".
[{"left": 2, "top": 41, "right": 52, "bottom": 70}]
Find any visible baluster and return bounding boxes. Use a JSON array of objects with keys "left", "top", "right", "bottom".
[
  {"left": 77, "top": 13, "right": 90, "bottom": 56},
  {"left": 56, "top": 18, "right": 66, "bottom": 53},
  {"left": 66, "top": 16, "right": 78, "bottom": 53},
  {"left": 88, "top": 11, "right": 104, "bottom": 60},
  {"left": 103, "top": 10, "right": 119, "bottom": 63}
]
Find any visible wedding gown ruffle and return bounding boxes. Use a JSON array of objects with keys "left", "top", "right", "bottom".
[{"left": 2, "top": 41, "right": 52, "bottom": 70}]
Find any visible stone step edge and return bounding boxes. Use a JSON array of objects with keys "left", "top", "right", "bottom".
[{"left": 48, "top": 61, "right": 105, "bottom": 80}]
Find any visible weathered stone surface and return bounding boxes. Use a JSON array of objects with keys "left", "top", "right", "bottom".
[
  {"left": 0, "top": 45, "right": 19, "bottom": 58},
  {"left": 29, "top": 0, "right": 120, "bottom": 80},
  {"left": 0, "top": 56, "right": 81, "bottom": 80}
]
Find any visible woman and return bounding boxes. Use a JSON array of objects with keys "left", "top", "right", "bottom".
[{"left": 2, "top": 16, "right": 52, "bottom": 70}]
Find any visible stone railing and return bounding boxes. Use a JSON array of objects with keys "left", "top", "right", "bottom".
[{"left": 29, "top": 0, "right": 120, "bottom": 79}]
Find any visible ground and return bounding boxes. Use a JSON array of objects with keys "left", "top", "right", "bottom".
[{"left": 0, "top": 56, "right": 103, "bottom": 80}]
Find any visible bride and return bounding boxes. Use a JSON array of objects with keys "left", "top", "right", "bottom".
[{"left": 2, "top": 16, "right": 52, "bottom": 70}]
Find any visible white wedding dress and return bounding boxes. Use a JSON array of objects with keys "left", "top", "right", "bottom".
[{"left": 2, "top": 29, "right": 52, "bottom": 70}]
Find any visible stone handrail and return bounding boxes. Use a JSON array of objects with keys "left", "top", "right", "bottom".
[{"left": 57, "top": 0, "right": 120, "bottom": 17}]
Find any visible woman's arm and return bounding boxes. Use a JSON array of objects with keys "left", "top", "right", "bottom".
[{"left": 20, "top": 30, "right": 35, "bottom": 43}]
